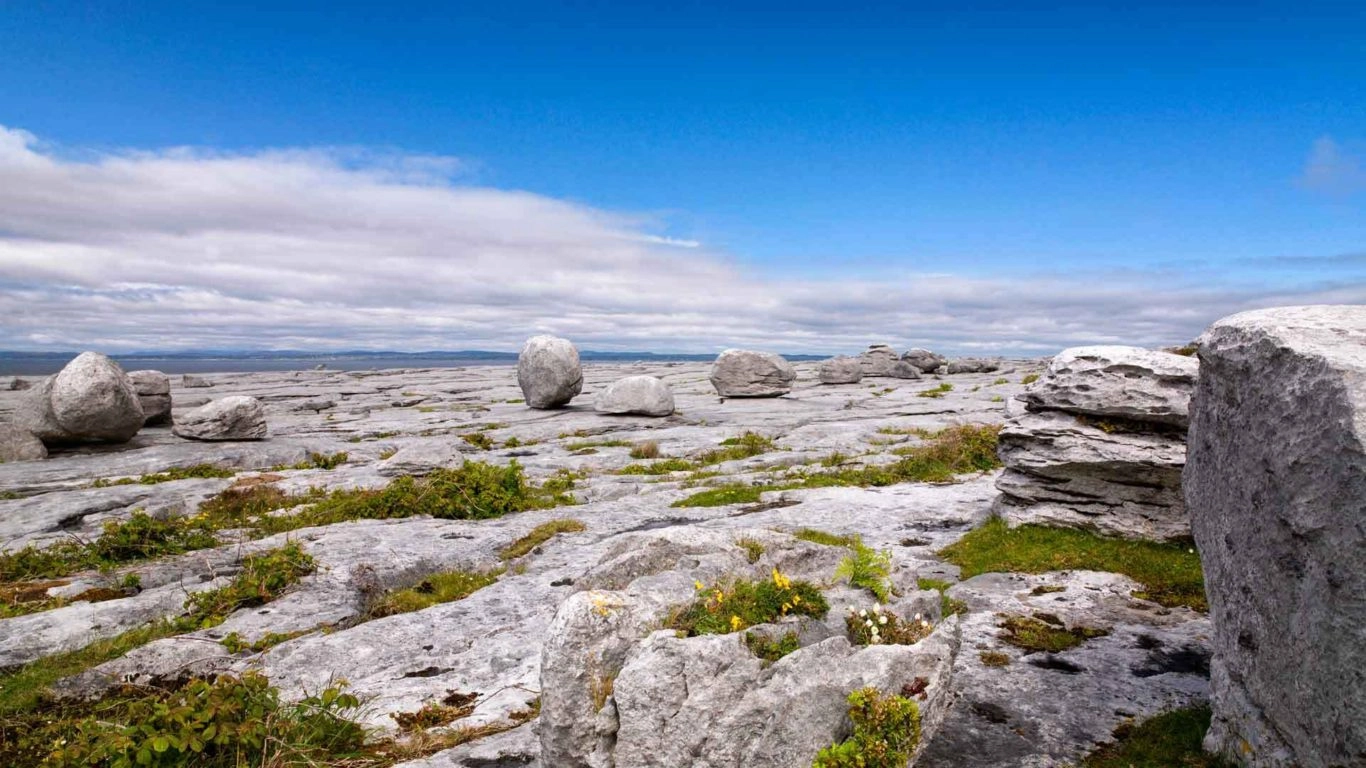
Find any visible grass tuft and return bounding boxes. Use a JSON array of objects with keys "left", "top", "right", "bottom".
[
  {"left": 1080, "top": 706, "right": 1232, "bottom": 767},
  {"left": 364, "top": 569, "right": 501, "bottom": 620},
  {"left": 498, "top": 519, "right": 586, "bottom": 560}
]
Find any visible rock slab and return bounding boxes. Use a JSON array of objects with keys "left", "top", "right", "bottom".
[
  {"left": 1185, "top": 305, "right": 1366, "bottom": 768},
  {"left": 128, "top": 370, "right": 172, "bottom": 426},
  {"left": 13, "top": 351, "right": 144, "bottom": 445},
  {"left": 172, "top": 396, "right": 268, "bottom": 441},
  {"left": 817, "top": 356, "right": 864, "bottom": 384},
  {"left": 517, "top": 335, "right": 583, "bottom": 409},
  {"left": 1021, "top": 345, "right": 1198, "bottom": 428},
  {"left": 595, "top": 375, "right": 675, "bottom": 416},
  {"left": 0, "top": 423, "right": 47, "bottom": 462},
  {"left": 709, "top": 350, "right": 796, "bottom": 398}
]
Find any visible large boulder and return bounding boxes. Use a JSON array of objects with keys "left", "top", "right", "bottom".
[
  {"left": 888, "top": 360, "right": 924, "bottom": 379},
  {"left": 994, "top": 410, "right": 1187, "bottom": 540},
  {"left": 517, "top": 335, "right": 583, "bottom": 409},
  {"left": 13, "top": 352, "right": 144, "bottom": 445},
  {"left": 127, "top": 370, "right": 172, "bottom": 426},
  {"left": 0, "top": 423, "right": 47, "bottom": 462},
  {"left": 172, "top": 396, "right": 267, "bottom": 441},
  {"left": 902, "top": 348, "right": 947, "bottom": 373},
  {"left": 857, "top": 344, "right": 900, "bottom": 376},
  {"left": 595, "top": 375, "right": 675, "bottom": 417},
  {"left": 1185, "top": 305, "right": 1366, "bottom": 767},
  {"left": 1020, "top": 346, "right": 1198, "bottom": 428},
  {"left": 709, "top": 350, "right": 796, "bottom": 398},
  {"left": 817, "top": 356, "right": 863, "bottom": 384}
]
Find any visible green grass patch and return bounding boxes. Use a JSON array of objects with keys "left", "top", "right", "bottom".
[
  {"left": 916, "top": 383, "right": 953, "bottom": 398},
  {"left": 794, "top": 529, "right": 859, "bottom": 547},
  {"left": 461, "top": 432, "right": 495, "bottom": 450},
  {"left": 363, "top": 568, "right": 502, "bottom": 619},
  {"left": 0, "top": 512, "right": 221, "bottom": 584},
  {"left": 735, "top": 537, "right": 765, "bottom": 563},
  {"left": 1021, "top": 373, "right": 1040, "bottom": 385},
  {"left": 499, "top": 519, "right": 586, "bottom": 560},
  {"left": 669, "top": 569, "right": 828, "bottom": 636},
  {"left": 272, "top": 451, "right": 349, "bottom": 471},
  {"left": 566, "top": 439, "right": 632, "bottom": 451},
  {"left": 917, "top": 578, "right": 968, "bottom": 617},
  {"left": 617, "top": 458, "right": 696, "bottom": 475},
  {"left": 91, "top": 464, "right": 237, "bottom": 488},
  {"left": 939, "top": 518, "right": 1207, "bottom": 611},
  {"left": 671, "top": 484, "right": 765, "bottom": 507},
  {"left": 1081, "top": 706, "right": 1232, "bottom": 767},
  {"left": 998, "top": 614, "right": 1109, "bottom": 653}
]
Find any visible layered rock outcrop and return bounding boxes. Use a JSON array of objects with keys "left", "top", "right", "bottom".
[
  {"left": 709, "top": 350, "right": 796, "bottom": 397},
  {"left": 13, "top": 352, "right": 144, "bottom": 445},
  {"left": 995, "top": 345, "right": 1197, "bottom": 540},
  {"left": 517, "top": 335, "right": 584, "bottom": 409},
  {"left": 1186, "top": 305, "right": 1366, "bottom": 768},
  {"left": 128, "top": 370, "right": 172, "bottom": 426}
]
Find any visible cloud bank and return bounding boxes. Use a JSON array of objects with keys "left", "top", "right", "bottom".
[{"left": 0, "top": 125, "right": 1359, "bottom": 355}]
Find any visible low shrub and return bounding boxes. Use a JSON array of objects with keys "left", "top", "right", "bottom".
[
  {"left": 812, "top": 687, "right": 921, "bottom": 768},
  {"left": 669, "top": 569, "right": 828, "bottom": 636},
  {"left": 744, "top": 630, "right": 800, "bottom": 664}
]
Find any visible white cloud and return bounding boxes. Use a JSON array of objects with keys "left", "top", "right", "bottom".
[
  {"left": 0, "top": 125, "right": 1360, "bottom": 355},
  {"left": 1300, "top": 136, "right": 1365, "bottom": 197}
]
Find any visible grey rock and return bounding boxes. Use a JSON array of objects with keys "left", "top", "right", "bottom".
[
  {"left": 889, "top": 360, "right": 925, "bottom": 379},
  {"left": 181, "top": 374, "right": 214, "bottom": 388},
  {"left": 1185, "top": 305, "right": 1366, "bottom": 768},
  {"left": 7, "top": 377, "right": 31, "bottom": 391},
  {"left": 517, "top": 335, "right": 583, "bottom": 409},
  {"left": 858, "top": 344, "right": 901, "bottom": 376},
  {"left": 13, "top": 352, "right": 144, "bottom": 445},
  {"left": 172, "top": 396, "right": 267, "bottom": 441},
  {"left": 709, "top": 349, "right": 796, "bottom": 398},
  {"left": 1021, "top": 345, "right": 1198, "bottom": 428},
  {"left": 995, "top": 410, "right": 1188, "bottom": 540},
  {"left": 292, "top": 398, "right": 336, "bottom": 413},
  {"left": 0, "top": 423, "right": 47, "bottom": 462},
  {"left": 817, "top": 356, "right": 864, "bottom": 384},
  {"left": 595, "top": 375, "right": 675, "bottom": 416},
  {"left": 128, "top": 370, "right": 172, "bottom": 426},
  {"left": 946, "top": 358, "right": 1001, "bottom": 374},
  {"left": 377, "top": 441, "right": 471, "bottom": 477},
  {"left": 903, "top": 348, "right": 948, "bottom": 373}
]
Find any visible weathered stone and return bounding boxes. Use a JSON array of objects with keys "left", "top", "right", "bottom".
[
  {"left": 595, "top": 375, "right": 674, "bottom": 416},
  {"left": 858, "top": 344, "right": 900, "bottom": 376},
  {"left": 709, "top": 349, "right": 796, "bottom": 397},
  {"left": 181, "top": 374, "right": 213, "bottom": 388},
  {"left": 7, "top": 377, "right": 31, "bottom": 391},
  {"left": 889, "top": 360, "right": 925, "bottom": 379},
  {"left": 994, "top": 410, "right": 1188, "bottom": 540},
  {"left": 817, "top": 356, "right": 863, "bottom": 384},
  {"left": 1020, "top": 345, "right": 1198, "bottom": 428},
  {"left": 172, "top": 396, "right": 267, "bottom": 441},
  {"left": 13, "top": 352, "right": 144, "bottom": 445},
  {"left": 517, "top": 335, "right": 583, "bottom": 409},
  {"left": 0, "top": 423, "right": 47, "bottom": 462},
  {"left": 128, "top": 370, "right": 172, "bottom": 426},
  {"left": 903, "top": 348, "right": 948, "bottom": 373},
  {"left": 1185, "top": 305, "right": 1366, "bottom": 768},
  {"left": 946, "top": 358, "right": 1001, "bottom": 374}
]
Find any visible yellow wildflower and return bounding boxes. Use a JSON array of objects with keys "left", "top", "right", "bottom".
[
  {"left": 771, "top": 567, "right": 791, "bottom": 590},
  {"left": 694, "top": 580, "right": 704, "bottom": 591},
  {"left": 730, "top": 615, "right": 744, "bottom": 632}
]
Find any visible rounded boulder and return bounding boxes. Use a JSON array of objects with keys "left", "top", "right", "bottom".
[
  {"left": 709, "top": 349, "right": 796, "bottom": 397},
  {"left": 14, "top": 352, "right": 144, "bottom": 445},
  {"left": 517, "top": 335, "right": 583, "bottom": 409},
  {"left": 595, "top": 375, "right": 675, "bottom": 416},
  {"left": 817, "top": 356, "right": 863, "bottom": 384}
]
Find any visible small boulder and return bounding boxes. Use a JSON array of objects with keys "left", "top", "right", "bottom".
[
  {"left": 857, "top": 344, "right": 900, "bottom": 376},
  {"left": 172, "top": 396, "right": 267, "bottom": 441},
  {"left": 946, "top": 358, "right": 1001, "bottom": 374},
  {"left": 888, "top": 360, "right": 924, "bottom": 379},
  {"left": 7, "top": 377, "right": 30, "bottom": 391},
  {"left": 181, "top": 374, "right": 213, "bottom": 388},
  {"left": 595, "top": 376, "right": 675, "bottom": 416},
  {"left": 817, "top": 356, "right": 863, "bottom": 384},
  {"left": 127, "top": 370, "right": 172, "bottom": 426},
  {"left": 517, "top": 335, "right": 583, "bottom": 409},
  {"left": 709, "top": 349, "right": 796, "bottom": 397},
  {"left": 0, "top": 423, "right": 47, "bottom": 462},
  {"left": 902, "top": 348, "right": 947, "bottom": 373},
  {"left": 1021, "top": 346, "right": 1198, "bottom": 428},
  {"left": 13, "top": 352, "right": 144, "bottom": 445}
]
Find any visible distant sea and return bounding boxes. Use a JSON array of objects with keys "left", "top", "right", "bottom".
[{"left": 0, "top": 351, "right": 827, "bottom": 377}]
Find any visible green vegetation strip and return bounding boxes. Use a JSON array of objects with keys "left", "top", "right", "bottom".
[
  {"left": 1080, "top": 706, "right": 1232, "bottom": 768},
  {"left": 671, "top": 424, "right": 1002, "bottom": 507},
  {"left": 498, "top": 519, "right": 586, "bottom": 561},
  {"left": 618, "top": 432, "right": 774, "bottom": 475},
  {"left": 90, "top": 463, "right": 237, "bottom": 488},
  {"left": 0, "top": 543, "right": 313, "bottom": 717},
  {"left": 938, "top": 518, "right": 1207, "bottom": 611},
  {"left": 364, "top": 568, "right": 503, "bottom": 620}
]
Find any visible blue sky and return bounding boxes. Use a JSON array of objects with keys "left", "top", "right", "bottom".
[{"left": 0, "top": 1, "right": 1363, "bottom": 353}]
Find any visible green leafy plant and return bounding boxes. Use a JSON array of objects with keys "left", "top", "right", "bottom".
[
  {"left": 835, "top": 538, "right": 893, "bottom": 602},
  {"left": 90, "top": 464, "right": 237, "bottom": 488},
  {"left": 461, "top": 432, "right": 494, "bottom": 450},
  {"left": 744, "top": 630, "right": 800, "bottom": 664},
  {"left": 812, "top": 688, "right": 921, "bottom": 768},
  {"left": 735, "top": 537, "right": 765, "bottom": 563},
  {"left": 0, "top": 512, "right": 220, "bottom": 584}
]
